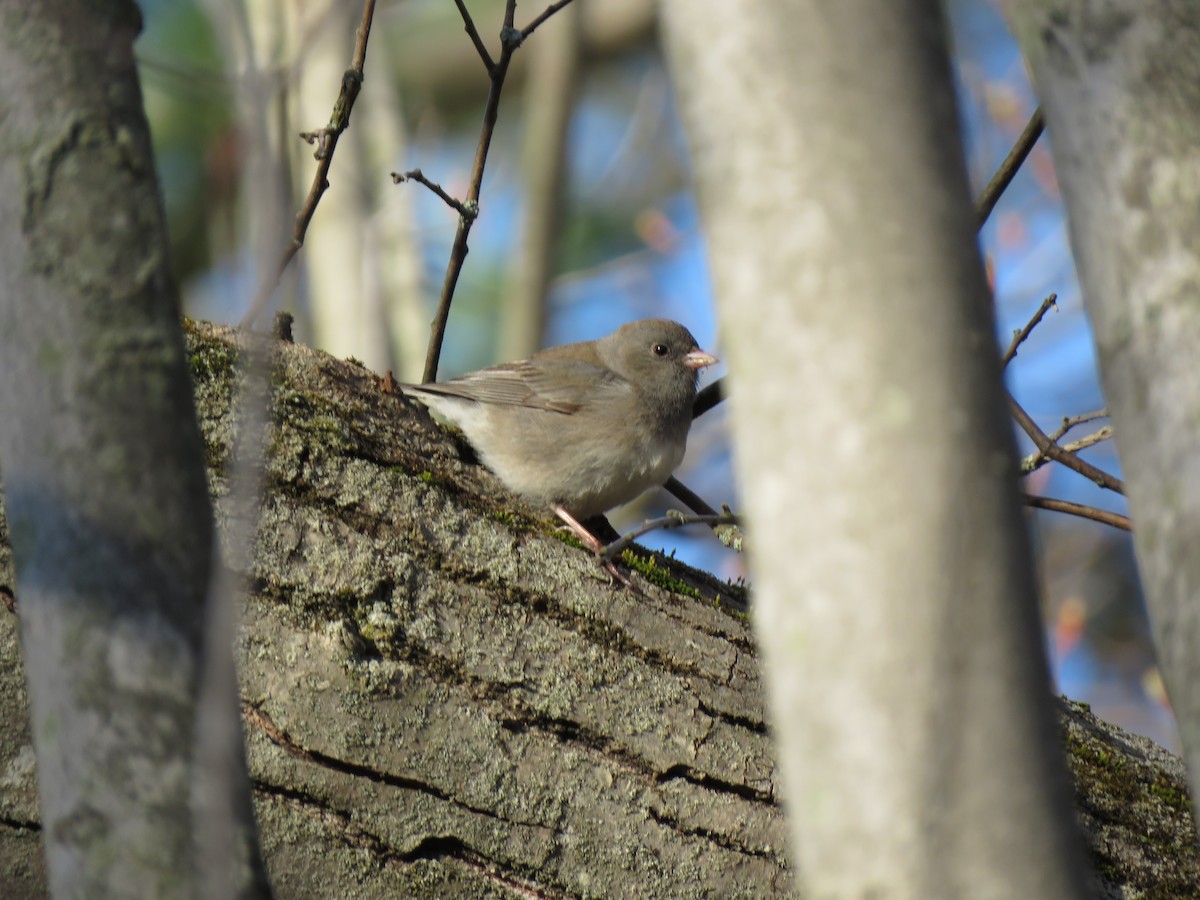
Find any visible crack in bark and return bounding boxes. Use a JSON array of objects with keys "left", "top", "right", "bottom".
[
  {"left": 496, "top": 708, "right": 779, "bottom": 810},
  {"left": 656, "top": 763, "right": 777, "bottom": 806},
  {"left": 332, "top": 632, "right": 778, "bottom": 807},
  {"left": 647, "top": 806, "right": 780, "bottom": 862},
  {"left": 695, "top": 698, "right": 768, "bottom": 736},
  {"left": 439, "top": 562, "right": 749, "bottom": 689},
  {"left": 244, "top": 702, "right": 552, "bottom": 831},
  {"left": 401, "top": 834, "right": 577, "bottom": 900},
  {"left": 255, "top": 784, "right": 576, "bottom": 899},
  {"left": 0, "top": 814, "right": 40, "bottom": 832}
]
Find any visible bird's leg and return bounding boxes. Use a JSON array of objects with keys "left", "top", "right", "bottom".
[
  {"left": 553, "top": 506, "right": 638, "bottom": 591},
  {"left": 553, "top": 506, "right": 605, "bottom": 553}
]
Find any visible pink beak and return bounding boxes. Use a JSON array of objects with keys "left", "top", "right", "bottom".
[{"left": 684, "top": 348, "right": 719, "bottom": 370}]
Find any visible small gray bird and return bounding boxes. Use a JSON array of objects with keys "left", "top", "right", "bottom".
[{"left": 401, "top": 318, "right": 717, "bottom": 554}]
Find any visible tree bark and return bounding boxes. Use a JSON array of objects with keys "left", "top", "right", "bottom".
[
  {"left": 0, "top": 3, "right": 266, "bottom": 896},
  {"left": 660, "top": 1, "right": 1092, "bottom": 897},
  {"left": 1006, "top": 0, "right": 1200, "bottom": 839},
  {"left": 2, "top": 321, "right": 1199, "bottom": 897}
]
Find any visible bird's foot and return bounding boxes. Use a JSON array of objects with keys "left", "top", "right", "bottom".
[
  {"left": 553, "top": 506, "right": 641, "bottom": 593},
  {"left": 553, "top": 506, "right": 606, "bottom": 554}
]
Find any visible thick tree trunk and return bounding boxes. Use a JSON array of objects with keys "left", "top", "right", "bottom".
[
  {"left": 660, "top": 2, "right": 1090, "bottom": 896},
  {"left": 1006, "top": 0, "right": 1200, "bottom": 839},
  {"left": 1, "top": 321, "right": 1199, "bottom": 897},
  {"left": 0, "top": 3, "right": 266, "bottom": 896}
]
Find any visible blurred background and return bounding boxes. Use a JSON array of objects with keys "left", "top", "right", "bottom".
[{"left": 135, "top": 0, "right": 1176, "bottom": 751}]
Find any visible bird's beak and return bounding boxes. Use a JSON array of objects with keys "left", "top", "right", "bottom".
[{"left": 684, "top": 349, "right": 719, "bottom": 370}]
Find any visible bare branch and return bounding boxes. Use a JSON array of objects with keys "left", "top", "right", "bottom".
[
  {"left": 1059, "top": 424, "right": 1115, "bottom": 457},
  {"left": 1010, "top": 395, "right": 1125, "bottom": 493},
  {"left": 664, "top": 475, "right": 717, "bottom": 515},
  {"left": 522, "top": 0, "right": 582, "bottom": 41},
  {"left": 975, "top": 106, "right": 1045, "bottom": 227},
  {"left": 1050, "top": 408, "right": 1109, "bottom": 442},
  {"left": 239, "top": 0, "right": 377, "bottom": 329},
  {"left": 421, "top": 0, "right": 581, "bottom": 383},
  {"left": 663, "top": 477, "right": 744, "bottom": 552},
  {"left": 1001, "top": 293, "right": 1058, "bottom": 368},
  {"left": 391, "top": 168, "right": 476, "bottom": 219},
  {"left": 1022, "top": 425, "right": 1114, "bottom": 474},
  {"left": 602, "top": 511, "right": 739, "bottom": 560},
  {"left": 1023, "top": 494, "right": 1131, "bottom": 531},
  {"left": 453, "top": 0, "right": 496, "bottom": 72}
]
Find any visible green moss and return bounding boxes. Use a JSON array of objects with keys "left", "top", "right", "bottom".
[
  {"left": 1150, "top": 777, "right": 1191, "bottom": 812},
  {"left": 549, "top": 528, "right": 586, "bottom": 551},
  {"left": 1068, "top": 732, "right": 1127, "bottom": 774},
  {"left": 187, "top": 332, "right": 238, "bottom": 386},
  {"left": 272, "top": 385, "right": 359, "bottom": 456},
  {"left": 620, "top": 550, "right": 702, "bottom": 600}
]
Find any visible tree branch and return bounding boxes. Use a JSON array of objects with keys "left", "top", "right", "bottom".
[
  {"left": 390, "top": 168, "right": 476, "bottom": 219},
  {"left": 1023, "top": 494, "right": 1131, "bottom": 531},
  {"left": 975, "top": 106, "right": 1045, "bottom": 227},
  {"left": 1001, "top": 293, "right": 1057, "bottom": 368},
  {"left": 453, "top": 0, "right": 496, "bottom": 72},
  {"left": 1050, "top": 408, "right": 1109, "bottom": 441},
  {"left": 1022, "top": 424, "right": 1114, "bottom": 475},
  {"left": 522, "top": 0, "right": 582, "bottom": 41},
  {"left": 664, "top": 475, "right": 717, "bottom": 515},
  {"left": 417, "top": 0, "right": 583, "bottom": 383},
  {"left": 603, "top": 512, "right": 739, "bottom": 560},
  {"left": 239, "top": 0, "right": 377, "bottom": 329},
  {"left": 692, "top": 378, "right": 724, "bottom": 419},
  {"left": 1009, "top": 395, "right": 1125, "bottom": 493}
]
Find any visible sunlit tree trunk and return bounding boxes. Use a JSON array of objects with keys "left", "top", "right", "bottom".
[
  {"left": 0, "top": 2, "right": 268, "bottom": 896},
  {"left": 1008, "top": 0, "right": 1200, "bottom": 836},
  {"left": 660, "top": 1, "right": 1092, "bottom": 896}
]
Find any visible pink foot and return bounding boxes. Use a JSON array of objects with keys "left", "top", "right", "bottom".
[{"left": 553, "top": 506, "right": 638, "bottom": 591}]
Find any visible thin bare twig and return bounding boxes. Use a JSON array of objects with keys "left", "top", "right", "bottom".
[
  {"left": 391, "top": 168, "right": 475, "bottom": 218},
  {"left": 1009, "top": 395, "right": 1125, "bottom": 494},
  {"left": 602, "top": 512, "right": 739, "bottom": 560},
  {"left": 1023, "top": 494, "right": 1131, "bottom": 532},
  {"left": 1050, "top": 408, "right": 1109, "bottom": 442},
  {"left": 418, "top": 0, "right": 579, "bottom": 383},
  {"left": 975, "top": 107, "right": 1044, "bottom": 227},
  {"left": 1059, "top": 425, "right": 1115, "bottom": 458},
  {"left": 1022, "top": 425, "right": 1114, "bottom": 475},
  {"left": 663, "top": 476, "right": 743, "bottom": 551},
  {"left": 453, "top": 0, "right": 496, "bottom": 72},
  {"left": 1001, "top": 293, "right": 1057, "bottom": 368},
  {"left": 239, "top": 0, "right": 377, "bottom": 329},
  {"left": 521, "top": 0, "right": 581, "bottom": 40}
]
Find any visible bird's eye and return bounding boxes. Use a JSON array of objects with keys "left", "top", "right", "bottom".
[{"left": 652, "top": 343, "right": 669, "bottom": 357}]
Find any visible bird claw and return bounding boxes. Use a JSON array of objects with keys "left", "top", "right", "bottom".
[{"left": 600, "top": 556, "right": 640, "bottom": 592}]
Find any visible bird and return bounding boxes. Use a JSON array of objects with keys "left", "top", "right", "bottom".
[{"left": 400, "top": 318, "right": 718, "bottom": 562}]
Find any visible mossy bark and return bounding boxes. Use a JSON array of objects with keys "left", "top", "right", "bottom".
[{"left": 0, "top": 321, "right": 1197, "bottom": 897}]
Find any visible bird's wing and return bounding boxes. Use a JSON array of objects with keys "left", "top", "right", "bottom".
[{"left": 408, "top": 359, "right": 629, "bottom": 415}]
